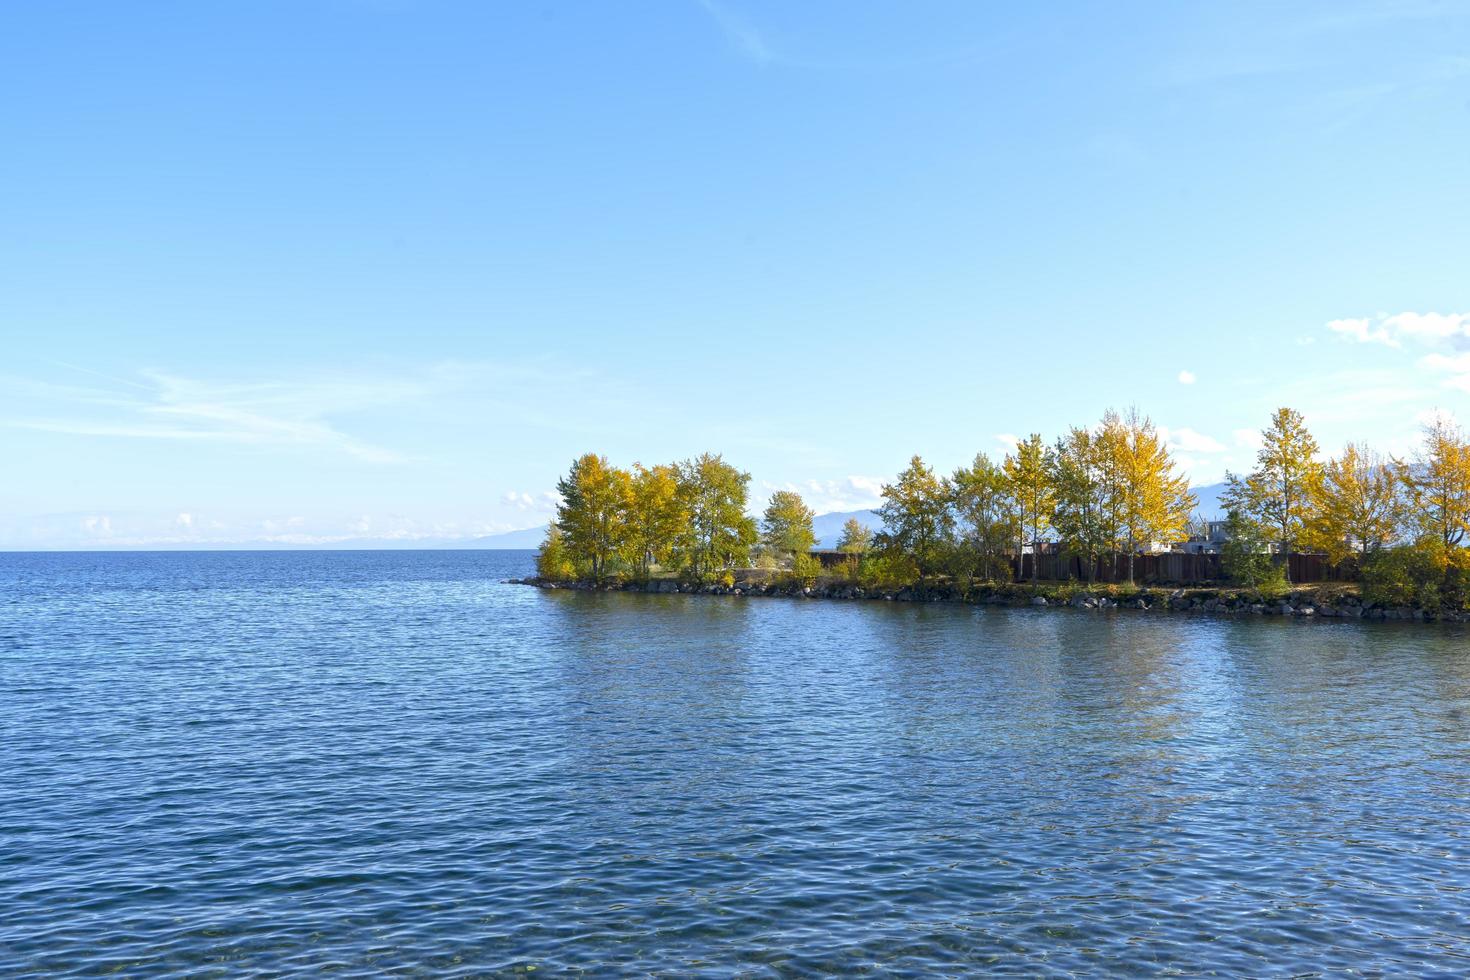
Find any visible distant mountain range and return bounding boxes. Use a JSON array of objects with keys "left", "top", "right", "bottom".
[{"left": 469, "top": 483, "right": 1230, "bottom": 551}]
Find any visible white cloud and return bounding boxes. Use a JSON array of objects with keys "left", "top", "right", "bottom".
[
  {"left": 1177, "top": 370, "right": 1196, "bottom": 385},
  {"left": 1328, "top": 316, "right": 1396, "bottom": 346},
  {"left": 1232, "top": 428, "right": 1263, "bottom": 450},
  {"left": 175, "top": 512, "right": 193, "bottom": 528},
  {"left": 994, "top": 433, "right": 1020, "bottom": 450},
  {"left": 1162, "top": 426, "right": 1226, "bottom": 453},
  {"left": 81, "top": 515, "right": 112, "bottom": 535},
  {"left": 758, "top": 475, "right": 886, "bottom": 514},
  {"left": 502, "top": 490, "right": 557, "bottom": 513},
  {"left": 1327, "top": 311, "right": 1470, "bottom": 349}
]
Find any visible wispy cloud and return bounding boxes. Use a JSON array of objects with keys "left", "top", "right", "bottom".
[
  {"left": 6, "top": 369, "right": 413, "bottom": 462},
  {"left": 758, "top": 475, "right": 885, "bottom": 514},
  {"left": 697, "top": 0, "right": 772, "bottom": 65},
  {"left": 1327, "top": 312, "right": 1470, "bottom": 392}
]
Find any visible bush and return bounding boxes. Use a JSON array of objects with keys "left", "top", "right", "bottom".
[
  {"left": 1220, "top": 511, "right": 1287, "bottom": 597},
  {"left": 1362, "top": 545, "right": 1445, "bottom": 609},
  {"left": 857, "top": 553, "right": 918, "bottom": 590},
  {"left": 535, "top": 525, "right": 577, "bottom": 581},
  {"left": 790, "top": 552, "right": 823, "bottom": 588}
]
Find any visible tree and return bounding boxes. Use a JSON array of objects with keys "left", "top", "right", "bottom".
[
  {"left": 1305, "top": 442, "right": 1404, "bottom": 564},
  {"left": 1221, "top": 407, "right": 1321, "bottom": 583},
  {"left": 673, "top": 453, "right": 757, "bottom": 581},
  {"left": 1004, "top": 434, "right": 1055, "bottom": 584},
  {"left": 951, "top": 453, "right": 1015, "bottom": 583},
  {"left": 1049, "top": 427, "right": 1113, "bottom": 583},
  {"left": 554, "top": 453, "right": 632, "bottom": 582},
  {"left": 535, "top": 523, "right": 576, "bottom": 582},
  {"left": 875, "top": 455, "right": 955, "bottom": 582},
  {"left": 1219, "top": 510, "right": 1284, "bottom": 596},
  {"left": 623, "top": 462, "right": 686, "bottom": 579},
  {"left": 1399, "top": 415, "right": 1470, "bottom": 549},
  {"left": 761, "top": 490, "right": 817, "bottom": 563},
  {"left": 836, "top": 517, "right": 873, "bottom": 554},
  {"left": 1112, "top": 407, "right": 1195, "bottom": 585}
]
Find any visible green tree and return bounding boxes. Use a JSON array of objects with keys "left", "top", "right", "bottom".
[
  {"left": 951, "top": 453, "right": 1015, "bottom": 583},
  {"left": 836, "top": 517, "right": 873, "bottom": 554},
  {"left": 1049, "top": 427, "right": 1112, "bottom": 583},
  {"left": 1219, "top": 510, "right": 1285, "bottom": 596},
  {"left": 1305, "top": 442, "right": 1404, "bottom": 564},
  {"left": 875, "top": 455, "right": 955, "bottom": 583},
  {"left": 623, "top": 462, "right": 686, "bottom": 579},
  {"left": 673, "top": 453, "right": 757, "bottom": 581},
  {"left": 554, "top": 452, "right": 632, "bottom": 582},
  {"left": 1221, "top": 407, "right": 1322, "bottom": 583},
  {"left": 761, "top": 490, "right": 817, "bottom": 563},
  {"left": 1004, "top": 434, "right": 1055, "bottom": 584}
]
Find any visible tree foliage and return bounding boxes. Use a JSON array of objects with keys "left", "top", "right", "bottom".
[
  {"left": 875, "top": 455, "right": 954, "bottom": 581},
  {"left": 1219, "top": 511, "right": 1285, "bottom": 596},
  {"left": 761, "top": 490, "right": 817, "bottom": 562},
  {"left": 533, "top": 405, "right": 1470, "bottom": 598},
  {"left": 674, "top": 453, "right": 758, "bottom": 582},
  {"left": 1049, "top": 427, "right": 1111, "bottom": 581},
  {"left": 836, "top": 517, "right": 873, "bottom": 554},
  {"left": 1399, "top": 415, "right": 1470, "bottom": 549},
  {"left": 951, "top": 453, "right": 1015, "bottom": 583},
  {"left": 623, "top": 462, "right": 686, "bottom": 579},
  {"left": 1222, "top": 407, "right": 1321, "bottom": 582},
  {"left": 554, "top": 453, "right": 632, "bottom": 582},
  {"left": 1305, "top": 442, "right": 1403, "bottom": 564},
  {"left": 1114, "top": 407, "right": 1195, "bottom": 583},
  {"left": 1004, "top": 435, "right": 1054, "bottom": 583}
]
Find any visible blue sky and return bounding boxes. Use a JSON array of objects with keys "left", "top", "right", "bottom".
[{"left": 3, "top": 1, "right": 1468, "bottom": 548}]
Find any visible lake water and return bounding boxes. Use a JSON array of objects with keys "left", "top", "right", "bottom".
[{"left": 3, "top": 550, "right": 1469, "bottom": 976}]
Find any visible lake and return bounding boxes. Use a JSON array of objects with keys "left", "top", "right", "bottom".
[{"left": 3, "top": 550, "right": 1468, "bottom": 975}]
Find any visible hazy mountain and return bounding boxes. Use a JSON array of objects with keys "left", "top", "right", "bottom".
[
  {"left": 459, "top": 525, "right": 548, "bottom": 549},
  {"left": 812, "top": 509, "right": 883, "bottom": 549}
]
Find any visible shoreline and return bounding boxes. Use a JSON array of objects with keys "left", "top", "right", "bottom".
[{"left": 510, "top": 577, "right": 1466, "bottom": 624}]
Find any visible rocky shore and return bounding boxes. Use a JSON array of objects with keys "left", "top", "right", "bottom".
[{"left": 509, "top": 577, "right": 1466, "bottom": 624}]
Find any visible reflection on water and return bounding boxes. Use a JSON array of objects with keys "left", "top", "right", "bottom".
[{"left": 2, "top": 550, "right": 1469, "bottom": 975}]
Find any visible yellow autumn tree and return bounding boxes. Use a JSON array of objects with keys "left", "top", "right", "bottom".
[
  {"left": 622, "top": 462, "right": 686, "bottom": 579},
  {"left": 1399, "top": 415, "right": 1470, "bottom": 549},
  {"left": 1222, "top": 407, "right": 1322, "bottom": 582},
  {"left": 554, "top": 452, "right": 633, "bottom": 582},
  {"left": 1305, "top": 442, "right": 1404, "bottom": 564},
  {"left": 1109, "top": 407, "right": 1195, "bottom": 584}
]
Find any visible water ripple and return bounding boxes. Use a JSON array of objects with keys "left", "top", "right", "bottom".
[{"left": 2, "top": 551, "right": 1469, "bottom": 975}]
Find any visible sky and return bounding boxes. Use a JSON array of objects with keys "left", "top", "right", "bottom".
[{"left": 3, "top": 0, "right": 1469, "bottom": 549}]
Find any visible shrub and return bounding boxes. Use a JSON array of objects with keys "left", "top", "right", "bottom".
[
  {"left": 1362, "top": 545, "right": 1444, "bottom": 609},
  {"left": 790, "top": 552, "right": 823, "bottom": 588},
  {"left": 857, "top": 553, "right": 918, "bottom": 590},
  {"left": 1220, "top": 511, "right": 1287, "bottom": 598},
  {"left": 535, "top": 525, "right": 577, "bottom": 581}
]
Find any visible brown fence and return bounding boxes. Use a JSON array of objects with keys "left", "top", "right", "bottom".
[{"left": 1011, "top": 552, "right": 1357, "bottom": 585}]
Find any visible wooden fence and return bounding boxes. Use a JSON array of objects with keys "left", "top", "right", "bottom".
[{"left": 1011, "top": 552, "right": 1357, "bottom": 585}]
